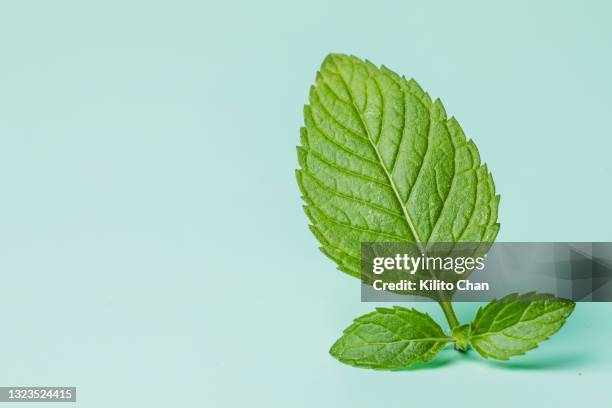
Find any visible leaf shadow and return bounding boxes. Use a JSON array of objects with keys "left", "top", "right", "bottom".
[
  {"left": 463, "top": 348, "right": 595, "bottom": 371},
  {"left": 393, "top": 347, "right": 595, "bottom": 372}
]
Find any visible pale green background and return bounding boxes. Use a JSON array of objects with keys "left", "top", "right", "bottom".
[{"left": 0, "top": 0, "right": 610, "bottom": 407}]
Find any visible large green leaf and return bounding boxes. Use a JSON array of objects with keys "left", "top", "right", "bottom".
[
  {"left": 330, "top": 306, "right": 451, "bottom": 369},
  {"left": 469, "top": 293, "right": 576, "bottom": 360},
  {"left": 297, "top": 54, "right": 499, "bottom": 278}
]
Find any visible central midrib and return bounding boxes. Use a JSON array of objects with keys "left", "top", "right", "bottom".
[{"left": 332, "top": 58, "right": 426, "bottom": 253}]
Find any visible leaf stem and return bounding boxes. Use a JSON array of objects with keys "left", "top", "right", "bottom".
[{"left": 438, "top": 301, "right": 460, "bottom": 330}]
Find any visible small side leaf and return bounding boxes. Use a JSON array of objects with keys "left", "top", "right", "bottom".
[
  {"left": 329, "top": 306, "right": 451, "bottom": 369},
  {"left": 470, "top": 293, "right": 575, "bottom": 360}
]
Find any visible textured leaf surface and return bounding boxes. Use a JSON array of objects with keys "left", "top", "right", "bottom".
[
  {"left": 330, "top": 306, "right": 451, "bottom": 369},
  {"left": 297, "top": 54, "right": 499, "bottom": 279},
  {"left": 470, "top": 293, "right": 575, "bottom": 360}
]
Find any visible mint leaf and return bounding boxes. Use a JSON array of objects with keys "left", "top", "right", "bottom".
[
  {"left": 296, "top": 54, "right": 576, "bottom": 370},
  {"left": 330, "top": 306, "right": 451, "bottom": 369},
  {"left": 297, "top": 53, "right": 499, "bottom": 281},
  {"left": 469, "top": 293, "right": 576, "bottom": 360}
]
